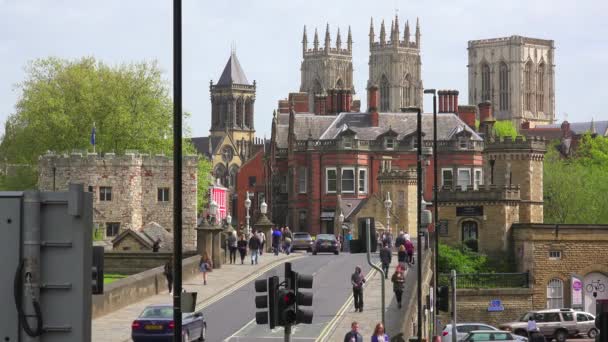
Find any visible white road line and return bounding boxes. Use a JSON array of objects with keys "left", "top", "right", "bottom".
[{"left": 223, "top": 318, "right": 255, "bottom": 341}]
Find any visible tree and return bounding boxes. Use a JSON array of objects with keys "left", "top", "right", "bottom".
[{"left": 493, "top": 120, "right": 518, "bottom": 139}]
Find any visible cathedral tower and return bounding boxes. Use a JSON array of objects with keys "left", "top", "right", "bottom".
[
  {"left": 300, "top": 24, "right": 354, "bottom": 114},
  {"left": 368, "top": 16, "right": 423, "bottom": 112}
]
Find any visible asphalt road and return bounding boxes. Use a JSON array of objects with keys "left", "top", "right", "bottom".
[{"left": 199, "top": 251, "right": 380, "bottom": 341}]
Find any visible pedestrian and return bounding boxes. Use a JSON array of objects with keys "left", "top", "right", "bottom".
[
  {"left": 343, "top": 321, "right": 363, "bottom": 342},
  {"left": 371, "top": 322, "right": 389, "bottom": 342},
  {"left": 382, "top": 232, "right": 392, "bottom": 250},
  {"left": 280, "top": 227, "right": 286, "bottom": 253},
  {"left": 284, "top": 226, "right": 293, "bottom": 255},
  {"left": 404, "top": 230, "right": 410, "bottom": 242},
  {"left": 163, "top": 257, "right": 173, "bottom": 294},
  {"left": 527, "top": 314, "right": 540, "bottom": 340},
  {"left": 405, "top": 238, "right": 414, "bottom": 265},
  {"left": 395, "top": 231, "right": 406, "bottom": 250},
  {"left": 257, "top": 229, "right": 266, "bottom": 255},
  {"left": 199, "top": 252, "right": 212, "bottom": 285},
  {"left": 351, "top": 266, "right": 366, "bottom": 312},
  {"left": 228, "top": 230, "right": 238, "bottom": 264},
  {"left": 391, "top": 265, "right": 405, "bottom": 308},
  {"left": 237, "top": 234, "right": 248, "bottom": 264},
  {"left": 272, "top": 227, "right": 282, "bottom": 256},
  {"left": 397, "top": 245, "right": 407, "bottom": 270},
  {"left": 344, "top": 229, "right": 352, "bottom": 252},
  {"left": 379, "top": 243, "right": 392, "bottom": 279},
  {"left": 249, "top": 232, "right": 260, "bottom": 265}
]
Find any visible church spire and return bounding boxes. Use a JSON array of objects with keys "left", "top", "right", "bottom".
[
  {"left": 302, "top": 26, "right": 308, "bottom": 56},
  {"left": 404, "top": 20, "right": 410, "bottom": 44},
  {"left": 390, "top": 20, "right": 394, "bottom": 42},
  {"left": 347, "top": 26, "right": 353, "bottom": 52},
  {"left": 394, "top": 14, "right": 400, "bottom": 39},
  {"left": 415, "top": 17, "right": 421, "bottom": 48},
  {"left": 313, "top": 27, "right": 319, "bottom": 51},
  {"left": 324, "top": 23, "right": 331, "bottom": 53},
  {"left": 336, "top": 27, "right": 342, "bottom": 49},
  {"left": 380, "top": 20, "right": 386, "bottom": 46},
  {"left": 369, "top": 18, "right": 375, "bottom": 48}
]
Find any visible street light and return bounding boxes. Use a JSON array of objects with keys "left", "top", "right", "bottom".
[
  {"left": 384, "top": 192, "right": 392, "bottom": 235},
  {"left": 245, "top": 191, "right": 252, "bottom": 236},
  {"left": 210, "top": 200, "right": 218, "bottom": 225},
  {"left": 226, "top": 214, "right": 232, "bottom": 227},
  {"left": 260, "top": 200, "right": 268, "bottom": 215}
]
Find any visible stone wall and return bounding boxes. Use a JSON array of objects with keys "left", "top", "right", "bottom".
[
  {"left": 436, "top": 288, "right": 534, "bottom": 328},
  {"left": 38, "top": 152, "right": 198, "bottom": 250},
  {"left": 104, "top": 251, "right": 197, "bottom": 275},
  {"left": 400, "top": 250, "right": 433, "bottom": 341}
]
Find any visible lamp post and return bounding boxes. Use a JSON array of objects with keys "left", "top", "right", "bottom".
[
  {"left": 384, "top": 192, "right": 392, "bottom": 236},
  {"left": 209, "top": 200, "right": 218, "bottom": 225},
  {"left": 245, "top": 191, "right": 252, "bottom": 236},
  {"left": 338, "top": 211, "right": 345, "bottom": 251},
  {"left": 260, "top": 201, "right": 268, "bottom": 215}
]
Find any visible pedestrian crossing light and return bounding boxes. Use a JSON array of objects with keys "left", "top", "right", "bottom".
[{"left": 255, "top": 276, "right": 279, "bottom": 328}]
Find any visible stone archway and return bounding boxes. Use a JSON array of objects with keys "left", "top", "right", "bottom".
[{"left": 583, "top": 272, "right": 608, "bottom": 315}]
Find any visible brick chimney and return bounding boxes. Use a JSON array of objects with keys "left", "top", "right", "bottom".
[
  {"left": 457, "top": 105, "right": 477, "bottom": 131},
  {"left": 438, "top": 90, "right": 459, "bottom": 113},
  {"left": 438, "top": 90, "right": 447, "bottom": 113},
  {"left": 368, "top": 85, "right": 379, "bottom": 112},
  {"left": 479, "top": 101, "right": 492, "bottom": 122}
]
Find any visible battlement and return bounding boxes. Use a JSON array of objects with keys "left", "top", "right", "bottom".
[
  {"left": 377, "top": 168, "right": 417, "bottom": 181},
  {"left": 39, "top": 151, "right": 199, "bottom": 167},
  {"left": 303, "top": 48, "right": 352, "bottom": 57},
  {"left": 484, "top": 136, "right": 547, "bottom": 152},
  {"left": 438, "top": 184, "right": 521, "bottom": 203},
  {"left": 468, "top": 35, "right": 554, "bottom": 48}
]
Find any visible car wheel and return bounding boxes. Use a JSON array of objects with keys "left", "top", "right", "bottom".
[
  {"left": 588, "top": 328, "right": 598, "bottom": 339},
  {"left": 554, "top": 329, "right": 567, "bottom": 342},
  {"left": 200, "top": 324, "right": 206, "bottom": 341}
]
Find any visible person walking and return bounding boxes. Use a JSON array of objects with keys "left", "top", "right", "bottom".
[
  {"left": 249, "top": 233, "right": 260, "bottom": 265},
  {"left": 379, "top": 243, "right": 392, "bottom": 279},
  {"left": 272, "top": 227, "right": 282, "bottom": 256},
  {"left": 344, "top": 229, "right": 352, "bottom": 252},
  {"left": 391, "top": 265, "right": 405, "bottom": 308},
  {"left": 343, "top": 321, "right": 363, "bottom": 342},
  {"left": 397, "top": 245, "right": 407, "bottom": 270},
  {"left": 371, "top": 322, "right": 389, "bottom": 342},
  {"left": 199, "top": 252, "right": 212, "bottom": 285},
  {"left": 351, "top": 266, "right": 366, "bottom": 312},
  {"left": 382, "top": 232, "right": 392, "bottom": 250},
  {"left": 163, "top": 257, "right": 173, "bottom": 294},
  {"left": 283, "top": 226, "right": 293, "bottom": 255},
  {"left": 257, "top": 229, "right": 266, "bottom": 255},
  {"left": 237, "top": 234, "right": 248, "bottom": 264},
  {"left": 405, "top": 238, "right": 414, "bottom": 265},
  {"left": 228, "top": 230, "right": 238, "bottom": 264},
  {"left": 395, "top": 231, "right": 406, "bottom": 250}
]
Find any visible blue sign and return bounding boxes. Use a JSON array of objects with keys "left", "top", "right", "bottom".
[{"left": 488, "top": 299, "right": 504, "bottom": 312}]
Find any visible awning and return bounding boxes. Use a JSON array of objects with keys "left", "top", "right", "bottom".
[{"left": 320, "top": 211, "right": 335, "bottom": 221}]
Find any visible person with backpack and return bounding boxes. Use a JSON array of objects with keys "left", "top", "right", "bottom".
[
  {"left": 397, "top": 245, "right": 407, "bottom": 270},
  {"left": 248, "top": 233, "right": 260, "bottom": 265},
  {"left": 228, "top": 230, "right": 237, "bottom": 264},
  {"left": 379, "top": 243, "right": 392, "bottom": 279},
  {"left": 237, "top": 234, "right": 248, "bottom": 264},
  {"left": 199, "top": 252, "right": 212, "bottom": 285},
  {"left": 272, "top": 227, "right": 282, "bottom": 256}
]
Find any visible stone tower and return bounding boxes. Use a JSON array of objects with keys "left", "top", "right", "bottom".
[
  {"left": 368, "top": 16, "right": 423, "bottom": 112},
  {"left": 300, "top": 24, "right": 354, "bottom": 114},
  {"left": 467, "top": 35, "right": 555, "bottom": 128}
]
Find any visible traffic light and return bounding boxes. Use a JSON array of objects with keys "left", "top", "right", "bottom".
[
  {"left": 255, "top": 276, "right": 279, "bottom": 328},
  {"left": 92, "top": 246, "right": 104, "bottom": 295},
  {"left": 278, "top": 288, "right": 297, "bottom": 326},
  {"left": 293, "top": 272, "right": 314, "bottom": 324},
  {"left": 437, "top": 286, "right": 449, "bottom": 312}
]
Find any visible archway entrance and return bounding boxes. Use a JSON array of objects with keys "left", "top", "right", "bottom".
[{"left": 583, "top": 272, "right": 608, "bottom": 315}]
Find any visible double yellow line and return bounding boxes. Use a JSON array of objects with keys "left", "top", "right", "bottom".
[
  {"left": 316, "top": 263, "right": 380, "bottom": 342},
  {"left": 195, "top": 254, "right": 303, "bottom": 312}
]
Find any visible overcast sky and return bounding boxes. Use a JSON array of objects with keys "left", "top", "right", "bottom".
[{"left": 1, "top": 0, "right": 607, "bottom": 139}]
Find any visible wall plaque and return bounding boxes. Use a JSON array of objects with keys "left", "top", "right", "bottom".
[{"left": 456, "top": 206, "right": 483, "bottom": 217}]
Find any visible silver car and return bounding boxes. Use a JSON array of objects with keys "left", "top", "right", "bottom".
[
  {"left": 442, "top": 324, "right": 527, "bottom": 342},
  {"left": 574, "top": 311, "right": 598, "bottom": 338},
  {"left": 462, "top": 330, "right": 521, "bottom": 342}
]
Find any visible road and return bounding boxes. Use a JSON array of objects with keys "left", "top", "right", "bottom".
[{"left": 198, "top": 251, "right": 380, "bottom": 341}]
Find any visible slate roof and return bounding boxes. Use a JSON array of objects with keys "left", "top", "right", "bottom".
[
  {"left": 216, "top": 53, "right": 250, "bottom": 86},
  {"left": 542, "top": 121, "right": 608, "bottom": 136},
  {"left": 190, "top": 136, "right": 223, "bottom": 157},
  {"left": 275, "top": 113, "right": 338, "bottom": 148}
]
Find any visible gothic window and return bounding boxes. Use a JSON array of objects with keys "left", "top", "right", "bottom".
[
  {"left": 245, "top": 99, "right": 253, "bottom": 128},
  {"left": 524, "top": 61, "right": 534, "bottom": 111},
  {"left": 403, "top": 74, "right": 412, "bottom": 107},
  {"left": 229, "top": 165, "right": 239, "bottom": 188},
  {"left": 236, "top": 98, "right": 243, "bottom": 127},
  {"left": 214, "top": 164, "right": 227, "bottom": 187},
  {"left": 537, "top": 62, "right": 545, "bottom": 112},
  {"left": 546, "top": 278, "right": 564, "bottom": 309},
  {"left": 380, "top": 75, "right": 390, "bottom": 112},
  {"left": 312, "top": 79, "right": 322, "bottom": 95},
  {"left": 222, "top": 146, "right": 234, "bottom": 162},
  {"left": 499, "top": 62, "right": 509, "bottom": 111},
  {"left": 481, "top": 63, "right": 491, "bottom": 102},
  {"left": 336, "top": 78, "right": 344, "bottom": 89},
  {"left": 212, "top": 99, "right": 219, "bottom": 127},
  {"left": 461, "top": 221, "right": 478, "bottom": 251}
]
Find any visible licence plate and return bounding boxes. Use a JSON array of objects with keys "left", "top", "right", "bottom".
[
  {"left": 145, "top": 324, "right": 163, "bottom": 330},
  {"left": 323, "top": 242, "right": 329, "bottom": 246}
]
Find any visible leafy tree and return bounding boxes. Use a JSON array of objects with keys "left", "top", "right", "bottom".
[{"left": 438, "top": 243, "right": 489, "bottom": 274}]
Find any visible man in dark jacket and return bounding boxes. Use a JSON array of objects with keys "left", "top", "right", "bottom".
[
  {"left": 351, "top": 266, "right": 366, "bottom": 312},
  {"left": 248, "top": 234, "right": 260, "bottom": 265},
  {"left": 343, "top": 321, "right": 363, "bottom": 342},
  {"left": 379, "top": 244, "right": 392, "bottom": 279},
  {"left": 395, "top": 231, "right": 406, "bottom": 250}
]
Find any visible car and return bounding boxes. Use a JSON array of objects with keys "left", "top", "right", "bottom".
[
  {"left": 461, "top": 330, "right": 521, "bottom": 342},
  {"left": 312, "top": 234, "right": 339, "bottom": 255},
  {"left": 442, "top": 323, "right": 528, "bottom": 342},
  {"left": 291, "top": 232, "right": 314, "bottom": 251},
  {"left": 573, "top": 311, "right": 597, "bottom": 338},
  {"left": 131, "top": 304, "right": 206, "bottom": 342},
  {"left": 499, "top": 308, "right": 584, "bottom": 342}
]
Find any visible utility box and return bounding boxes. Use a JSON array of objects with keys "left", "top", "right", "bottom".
[{"left": 0, "top": 184, "right": 93, "bottom": 342}]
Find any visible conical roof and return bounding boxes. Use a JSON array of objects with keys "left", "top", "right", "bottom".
[{"left": 216, "top": 52, "right": 250, "bottom": 86}]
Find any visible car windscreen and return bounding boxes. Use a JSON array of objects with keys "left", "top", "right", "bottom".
[
  {"left": 293, "top": 233, "right": 310, "bottom": 239},
  {"left": 316, "top": 234, "right": 335, "bottom": 241},
  {"left": 140, "top": 306, "right": 173, "bottom": 318}
]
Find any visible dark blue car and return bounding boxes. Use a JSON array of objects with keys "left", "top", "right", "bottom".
[{"left": 131, "top": 304, "right": 206, "bottom": 342}]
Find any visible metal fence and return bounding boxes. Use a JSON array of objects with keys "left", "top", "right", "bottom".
[{"left": 438, "top": 272, "right": 529, "bottom": 288}]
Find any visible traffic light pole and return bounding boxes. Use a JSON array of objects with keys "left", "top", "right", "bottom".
[
  {"left": 366, "top": 218, "right": 385, "bottom": 328},
  {"left": 285, "top": 263, "right": 292, "bottom": 342},
  {"left": 284, "top": 325, "right": 292, "bottom": 342},
  {"left": 451, "top": 270, "right": 457, "bottom": 342}
]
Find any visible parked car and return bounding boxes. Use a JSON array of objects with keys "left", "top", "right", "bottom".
[
  {"left": 499, "top": 308, "right": 584, "bottom": 342},
  {"left": 312, "top": 234, "right": 339, "bottom": 255},
  {"left": 442, "top": 323, "right": 528, "bottom": 342},
  {"left": 573, "top": 311, "right": 597, "bottom": 338},
  {"left": 131, "top": 304, "right": 206, "bottom": 342},
  {"left": 291, "top": 232, "right": 314, "bottom": 252},
  {"left": 461, "top": 330, "right": 521, "bottom": 342}
]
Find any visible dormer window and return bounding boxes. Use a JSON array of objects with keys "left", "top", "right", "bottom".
[
  {"left": 385, "top": 137, "right": 395, "bottom": 150},
  {"left": 458, "top": 137, "right": 468, "bottom": 149},
  {"left": 411, "top": 138, "right": 418, "bottom": 149},
  {"left": 343, "top": 137, "right": 353, "bottom": 149}
]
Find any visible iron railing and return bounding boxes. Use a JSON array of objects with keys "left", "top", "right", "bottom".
[{"left": 438, "top": 272, "right": 529, "bottom": 288}]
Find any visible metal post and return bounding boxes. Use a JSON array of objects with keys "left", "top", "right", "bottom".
[
  {"left": 285, "top": 262, "right": 292, "bottom": 342},
  {"left": 451, "top": 270, "right": 457, "bottom": 342},
  {"left": 432, "top": 92, "right": 439, "bottom": 336},
  {"left": 366, "top": 218, "right": 385, "bottom": 328},
  {"left": 172, "top": 0, "right": 183, "bottom": 339},
  {"left": 22, "top": 191, "right": 42, "bottom": 342},
  {"left": 417, "top": 107, "right": 423, "bottom": 342},
  {"left": 285, "top": 325, "right": 292, "bottom": 342}
]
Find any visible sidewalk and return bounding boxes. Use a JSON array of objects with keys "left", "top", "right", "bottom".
[
  {"left": 323, "top": 257, "right": 411, "bottom": 341},
  {"left": 92, "top": 252, "right": 300, "bottom": 342}
]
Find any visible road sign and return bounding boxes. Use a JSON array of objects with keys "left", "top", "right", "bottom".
[{"left": 487, "top": 299, "right": 504, "bottom": 312}]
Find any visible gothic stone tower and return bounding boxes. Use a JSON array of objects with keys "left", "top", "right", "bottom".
[
  {"left": 468, "top": 35, "right": 555, "bottom": 128},
  {"left": 300, "top": 24, "right": 354, "bottom": 114},
  {"left": 368, "top": 16, "right": 423, "bottom": 112},
  {"left": 209, "top": 51, "right": 256, "bottom": 187}
]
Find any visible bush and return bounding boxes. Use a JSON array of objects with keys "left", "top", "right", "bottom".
[
  {"left": 438, "top": 243, "right": 489, "bottom": 274},
  {"left": 463, "top": 238, "right": 479, "bottom": 252}
]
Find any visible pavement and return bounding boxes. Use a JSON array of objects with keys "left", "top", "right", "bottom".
[{"left": 92, "top": 251, "right": 300, "bottom": 342}]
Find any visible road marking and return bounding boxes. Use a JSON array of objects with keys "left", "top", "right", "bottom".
[
  {"left": 195, "top": 254, "right": 303, "bottom": 312},
  {"left": 315, "top": 263, "right": 379, "bottom": 342},
  {"left": 224, "top": 318, "right": 255, "bottom": 341}
]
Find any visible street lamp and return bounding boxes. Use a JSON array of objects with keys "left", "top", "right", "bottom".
[
  {"left": 244, "top": 191, "right": 252, "bottom": 236},
  {"left": 209, "top": 200, "right": 218, "bottom": 225},
  {"left": 384, "top": 192, "right": 392, "bottom": 235},
  {"left": 226, "top": 214, "right": 232, "bottom": 227},
  {"left": 260, "top": 200, "right": 268, "bottom": 215}
]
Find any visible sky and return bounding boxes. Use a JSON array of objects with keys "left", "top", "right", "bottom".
[{"left": 1, "top": 0, "right": 607, "bottom": 139}]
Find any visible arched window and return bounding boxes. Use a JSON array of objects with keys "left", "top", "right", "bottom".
[
  {"left": 547, "top": 278, "right": 563, "bottom": 309},
  {"left": 403, "top": 74, "right": 412, "bottom": 107},
  {"left": 336, "top": 78, "right": 344, "bottom": 89},
  {"left": 229, "top": 165, "right": 239, "bottom": 188},
  {"left": 524, "top": 61, "right": 534, "bottom": 111},
  {"left": 461, "top": 221, "right": 479, "bottom": 252},
  {"left": 212, "top": 98, "right": 220, "bottom": 127},
  {"left": 245, "top": 99, "right": 253, "bottom": 128},
  {"left": 537, "top": 63, "right": 545, "bottom": 112},
  {"left": 499, "top": 63, "right": 509, "bottom": 111},
  {"left": 481, "top": 63, "right": 491, "bottom": 102},
  {"left": 236, "top": 98, "right": 243, "bottom": 127},
  {"left": 380, "top": 75, "right": 390, "bottom": 112},
  {"left": 214, "top": 164, "right": 227, "bottom": 187}
]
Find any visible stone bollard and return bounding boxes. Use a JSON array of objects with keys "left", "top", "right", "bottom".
[
  {"left": 196, "top": 218, "right": 214, "bottom": 259},
  {"left": 211, "top": 225, "right": 223, "bottom": 269}
]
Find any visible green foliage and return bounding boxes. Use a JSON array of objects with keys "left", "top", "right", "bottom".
[
  {"left": 196, "top": 157, "right": 213, "bottom": 214},
  {"left": 544, "top": 136, "right": 608, "bottom": 224},
  {"left": 438, "top": 243, "right": 489, "bottom": 274},
  {"left": 493, "top": 120, "right": 518, "bottom": 139},
  {"left": 103, "top": 273, "right": 126, "bottom": 285}
]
